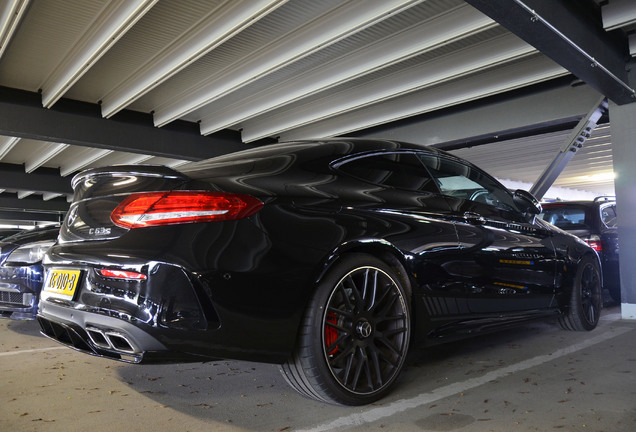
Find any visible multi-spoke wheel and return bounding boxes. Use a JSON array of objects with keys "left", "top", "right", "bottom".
[
  {"left": 559, "top": 255, "right": 602, "bottom": 331},
  {"left": 281, "top": 254, "right": 411, "bottom": 405}
]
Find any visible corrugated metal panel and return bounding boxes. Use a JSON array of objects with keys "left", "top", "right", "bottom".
[
  {"left": 65, "top": 0, "right": 227, "bottom": 103},
  {"left": 0, "top": 0, "right": 109, "bottom": 92},
  {"left": 129, "top": 0, "right": 344, "bottom": 112},
  {"left": 186, "top": 0, "right": 477, "bottom": 123},
  {"left": 0, "top": 138, "right": 50, "bottom": 165},
  {"left": 240, "top": 25, "right": 514, "bottom": 128}
]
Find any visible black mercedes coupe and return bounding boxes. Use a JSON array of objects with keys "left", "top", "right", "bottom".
[{"left": 37, "top": 138, "right": 601, "bottom": 405}]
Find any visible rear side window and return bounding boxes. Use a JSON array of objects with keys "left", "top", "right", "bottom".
[
  {"left": 600, "top": 205, "right": 617, "bottom": 228},
  {"left": 540, "top": 205, "right": 591, "bottom": 229},
  {"left": 335, "top": 152, "right": 438, "bottom": 193},
  {"left": 418, "top": 153, "right": 517, "bottom": 212}
]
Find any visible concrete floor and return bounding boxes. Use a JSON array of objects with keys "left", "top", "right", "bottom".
[{"left": 1, "top": 303, "right": 634, "bottom": 432}]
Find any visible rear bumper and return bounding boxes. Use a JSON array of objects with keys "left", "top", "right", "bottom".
[
  {"left": 39, "top": 222, "right": 314, "bottom": 364},
  {"left": 37, "top": 301, "right": 209, "bottom": 363},
  {"left": 37, "top": 300, "right": 169, "bottom": 363},
  {"left": 37, "top": 256, "right": 301, "bottom": 364},
  {"left": 36, "top": 259, "right": 218, "bottom": 363}
]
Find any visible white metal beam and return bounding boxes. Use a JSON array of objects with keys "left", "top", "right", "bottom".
[
  {"left": 0, "top": 136, "right": 20, "bottom": 159},
  {"left": 24, "top": 142, "right": 69, "bottom": 173},
  {"left": 199, "top": 4, "right": 495, "bottom": 135},
  {"left": 60, "top": 148, "right": 113, "bottom": 177},
  {"left": 277, "top": 55, "right": 568, "bottom": 141},
  {"left": 40, "top": 0, "right": 158, "bottom": 108},
  {"left": 84, "top": 153, "right": 154, "bottom": 168},
  {"left": 242, "top": 34, "right": 536, "bottom": 142},
  {"left": 152, "top": 0, "right": 423, "bottom": 128},
  {"left": 0, "top": 0, "right": 29, "bottom": 59},
  {"left": 165, "top": 160, "right": 190, "bottom": 169},
  {"left": 602, "top": 0, "right": 636, "bottom": 31},
  {"left": 42, "top": 192, "right": 62, "bottom": 201},
  {"left": 17, "top": 190, "right": 34, "bottom": 199},
  {"left": 100, "top": 0, "right": 287, "bottom": 118}
]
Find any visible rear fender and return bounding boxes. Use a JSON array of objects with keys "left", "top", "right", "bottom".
[{"left": 313, "top": 239, "right": 410, "bottom": 287}]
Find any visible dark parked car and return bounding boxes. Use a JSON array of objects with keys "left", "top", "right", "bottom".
[
  {"left": 37, "top": 139, "right": 601, "bottom": 405},
  {"left": 0, "top": 227, "right": 58, "bottom": 320},
  {"left": 539, "top": 197, "right": 620, "bottom": 301}
]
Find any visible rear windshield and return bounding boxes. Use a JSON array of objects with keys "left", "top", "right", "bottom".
[{"left": 539, "top": 205, "right": 591, "bottom": 230}]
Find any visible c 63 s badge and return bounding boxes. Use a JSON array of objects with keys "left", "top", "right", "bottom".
[{"left": 89, "top": 227, "right": 111, "bottom": 236}]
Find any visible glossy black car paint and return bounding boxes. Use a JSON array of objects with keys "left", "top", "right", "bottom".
[
  {"left": 540, "top": 198, "right": 619, "bottom": 301},
  {"left": 37, "top": 139, "right": 598, "bottom": 396},
  {"left": 0, "top": 227, "right": 59, "bottom": 320}
]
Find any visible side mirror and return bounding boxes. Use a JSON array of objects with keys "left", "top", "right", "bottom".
[{"left": 513, "top": 189, "right": 542, "bottom": 215}]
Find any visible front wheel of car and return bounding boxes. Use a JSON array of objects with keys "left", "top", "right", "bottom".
[
  {"left": 559, "top": 255, "right": 602, "bottom": 331},
  {"left": 281, "top": 254, "right": 411, "bottom": 405}
]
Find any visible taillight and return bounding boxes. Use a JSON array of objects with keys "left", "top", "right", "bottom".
[
  {"left": 111, "top": 191, "right": 263, "bottom": 229},
  {"left": 585, "top": 235, "right": 602, "bottom": 252},
  {"left": 98, "top": 269, "right": 147, "bottom": 280}
]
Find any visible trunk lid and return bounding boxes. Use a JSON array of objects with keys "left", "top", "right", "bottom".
[{"left": 60, "top": 165, "right": 190, "bottom": 243}]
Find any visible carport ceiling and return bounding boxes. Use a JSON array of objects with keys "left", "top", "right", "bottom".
[{"left": 0, "top": 0, "right": 634, "bottom": 225}]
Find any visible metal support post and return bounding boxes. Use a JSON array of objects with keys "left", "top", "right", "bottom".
[{"left": 529, "top": 96, "right": 608, "bottom": 199}]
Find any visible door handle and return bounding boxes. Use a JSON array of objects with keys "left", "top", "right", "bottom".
[{"left": 463, "top": 212, "right": 485, "bottom": 225}]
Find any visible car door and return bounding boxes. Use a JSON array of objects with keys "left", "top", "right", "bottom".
[{"left": 417, "top": 152, "right": 557, "bottom": 314}]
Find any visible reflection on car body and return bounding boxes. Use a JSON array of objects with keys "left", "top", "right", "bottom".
[{"left": 37, "top": 138, "right": 601, "bottom": 405}]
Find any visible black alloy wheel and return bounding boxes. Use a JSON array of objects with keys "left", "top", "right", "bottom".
[
  {"left": 281, "top": 254, "right": 411, "bottom": 405},
  {"left": 559, "top": 255, "right": 602, "bottom": 331}
]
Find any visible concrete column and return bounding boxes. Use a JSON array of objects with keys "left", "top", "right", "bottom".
[{"left": 609, "top": 100, "right": 636, "bottom": 320}]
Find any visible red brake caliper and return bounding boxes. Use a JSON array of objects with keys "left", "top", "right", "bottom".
[{"left": 325, "top": 312, "right": 339, "bottom": 355}]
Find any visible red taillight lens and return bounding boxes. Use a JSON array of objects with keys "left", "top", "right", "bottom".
[
  {"left": 98, "top": 269, "right": 147, "bottom": 280},
  {"left": 586, "top": 240, "right": 602, "bottom": 252},
  {"left": 585, "top": 235, "right": 602, "bottom": 252},
  {"left": 111, "top": 191, "right": 263, "bottom": 229}
]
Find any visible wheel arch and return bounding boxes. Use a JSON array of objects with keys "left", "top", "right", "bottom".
[{"left": 312, "top": 239, "right": 413, "bottom": 298}]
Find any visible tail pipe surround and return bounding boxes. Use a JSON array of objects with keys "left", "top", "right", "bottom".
[{"left": 37, "top": 316, "right": 143, "bottom": 363}]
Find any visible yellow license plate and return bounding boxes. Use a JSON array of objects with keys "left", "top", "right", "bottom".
[{"left": 43, "top": 269, "right": 81, "bottom": 299}]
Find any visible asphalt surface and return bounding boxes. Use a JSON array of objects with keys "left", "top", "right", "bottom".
[{"left": 1, "top": 303, "right": 634, "bottom": 432}]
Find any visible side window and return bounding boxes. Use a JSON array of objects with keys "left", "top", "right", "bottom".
[
  {"left": 418, "top": 153, "right": 517, "bottom": 212},
  {"left": 601, "top": 205, "right": 617, "bottom": 228},
  {"left": 539, "top": 206, "right": 590, "bottom": 229},
  {"left": 335, "top": 152, "right": 438, "bottom": 193}
]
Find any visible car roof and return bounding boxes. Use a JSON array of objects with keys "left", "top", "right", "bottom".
[
  {"left": 543, "top": 199, "right": 615, "bottom": 207},
  {"left": 180, "top": 137, "right": 454, "bottom": 178}
]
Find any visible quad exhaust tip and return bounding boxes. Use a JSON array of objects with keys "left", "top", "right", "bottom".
[{"left": 86, "top": 326, "right": 138, "bottom": 355}]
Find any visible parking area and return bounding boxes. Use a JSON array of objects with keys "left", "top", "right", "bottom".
[{"left": 1, "top": 303, "right": 634, "bottom": 432}]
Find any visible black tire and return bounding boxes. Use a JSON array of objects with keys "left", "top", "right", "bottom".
[
  {"left": 559, "top": 255, "right": 602, "bottom": 331},
  {"left": 281, "top": 254, "right": 411, "bottom": 405}
]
